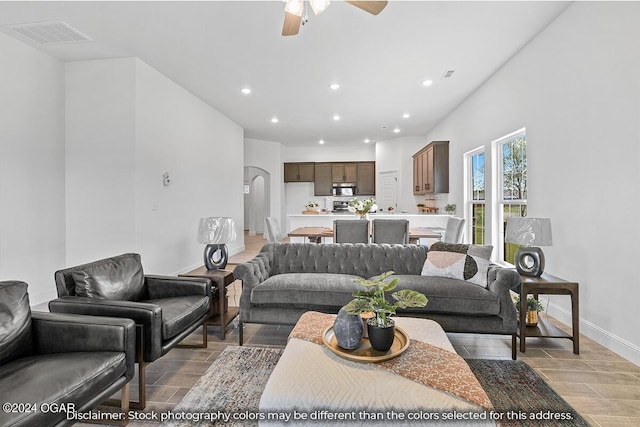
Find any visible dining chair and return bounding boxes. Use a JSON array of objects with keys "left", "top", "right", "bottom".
[
  {"left": 265, "top": 217, "right": 283, "bottom": 243},
  {"left": 442, "top": 216, "right": 466, "bottom": 243},
  {"left": 333, "top": 220, "right": 370, "bottom": 243},
  {"left": 372, "top": 219, "right": 409, "bottom": 244}
]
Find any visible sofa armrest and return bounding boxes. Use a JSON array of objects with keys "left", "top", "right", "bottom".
[
  {"left": 233, "top": 251, "right": 274, "bottom": 285},
  {"left": 31, "top": 311, "right": 136, "bottom": 380},
  {"left": 233, "top": 251, "right": 274, "bottom": 322},
  {"left": 145, "top": 275, "right": 211, "bottom": 299},
  {"left": 487, "top": 268, "right": 521, "bottom": 331}
]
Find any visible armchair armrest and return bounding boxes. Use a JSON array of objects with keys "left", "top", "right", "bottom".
[
  {"left": 31, "top": 311, "right": 136, "bottom": 380},
  {"left": 145, "top": 275, "right": 211, "bottom": 299},
  {"left": 49, "top": 296, "right": 161, "bottom": 326}
]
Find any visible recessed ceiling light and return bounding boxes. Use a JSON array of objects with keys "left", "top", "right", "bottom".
[
  {"left": 422, "top": 80, "right": 433, "bottom": 87},
  {"left": 329, "top": 83, "right": 340, "bottom": 90},
  {"left": 271, "top": 117, "right": 279, "bottom": 124},
  {"left": 364, "top": 139, "right": 370, "bottom": 143},
  {"left": 402, "top": 113, "right": 411, "bottom": 119},
  {"left": 241, "top": 87, "right": 252, "bottom": 95},
  {"left": 318, "top": 139, "right": 325, "bottom": 145},
  {"left": 333, "top": 114, "right": 341, "bottom": 121},
  {"left": 393, "top": 128, "right": 400, "bottom": 133}
]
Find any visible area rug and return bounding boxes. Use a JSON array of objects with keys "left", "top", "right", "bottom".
[{"left": 163, "top": 346, "right": 588, "bottom": 426}]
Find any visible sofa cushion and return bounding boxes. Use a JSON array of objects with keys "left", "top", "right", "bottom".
[
  {"left": 144, "top": 296, "right": 210, "bottom": 340},
  {"left": 71, "top": 253, "right": 145, "bottom": 301},
  {"left": 0, "top": 282, "right": 33, "bottom": 365},
  {"left": 251, "top": 273, "right": 363, "bottom": 308},
  {"left": 390, "top": 275, "right": 501, "bottom": 316},
  {"left": 421, "top": 242, "right": 493, "bottom": 287},
  {"left": 0, "top": 351, "right": 126, "bottom": 427}
]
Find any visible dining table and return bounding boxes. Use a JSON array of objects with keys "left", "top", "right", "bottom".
[{"left": 287, "top": 226, "right": 444, "bottom": 244}]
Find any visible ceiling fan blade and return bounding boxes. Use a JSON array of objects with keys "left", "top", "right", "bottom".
[
  {"left": 282, "top": 11, "right": 302, "bottom": 36},
  {"left": 345, "top": 1, "right": 388, "bottom": 15}
]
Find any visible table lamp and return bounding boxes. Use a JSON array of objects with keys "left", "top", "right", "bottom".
[
  {"left": 197, "top": 217, "right": 236, "bottom": 270},
  {"left": 505, "top": 217, "right": 552, "bottom": 277}
]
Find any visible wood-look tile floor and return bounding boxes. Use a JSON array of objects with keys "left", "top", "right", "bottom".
[{"left": 91, "top": 233, "right": 640, "bottom": 426}]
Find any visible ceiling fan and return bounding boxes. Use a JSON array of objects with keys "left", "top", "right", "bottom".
[{"left": 282, "top": 0, "right": 388, "bottom": 36}]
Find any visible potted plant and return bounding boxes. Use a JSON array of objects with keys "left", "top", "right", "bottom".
[
  {"left": 347, "top": 197, "right": 378, "bottom": 219},
  {"left": 343, "top": 271, "right": 428, "bottom": 351},
  {"left": 305, "top": 201, "right": 320, "bottom": 213},
  {"left": 444, "top": 204, "right": 456, "bottom": 215},
  {"left": 513, "top": 295, "right": 544, "bottom": 326}
]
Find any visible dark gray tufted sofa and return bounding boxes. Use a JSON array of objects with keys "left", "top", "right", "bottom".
[{"left": 233, "top": 243, "right": 520, "bottom": 358}]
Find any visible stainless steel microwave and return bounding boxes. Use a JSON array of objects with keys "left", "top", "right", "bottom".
[{"left": 332, "top": 183, "right": 356, "bottom": 196}]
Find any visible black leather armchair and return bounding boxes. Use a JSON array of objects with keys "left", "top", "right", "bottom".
[
  {"left": 49, "top": 253, "right": 211, "bottom": 409},
  {"left": 0, "top": 281, "right": 135, "bottom": 427}
]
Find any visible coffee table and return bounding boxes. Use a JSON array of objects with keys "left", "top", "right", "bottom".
[{"left": 259, "top": 316, "right": 494, "bottom": 426}]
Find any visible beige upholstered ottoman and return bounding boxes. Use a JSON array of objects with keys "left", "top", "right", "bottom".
[{"left": 259, "top": 313, "right": 495, "bottom": 426}]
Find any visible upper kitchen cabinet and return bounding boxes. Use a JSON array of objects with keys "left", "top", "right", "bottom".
[
  {"left": 413, "top": 141, "right": 449, "bottom": 194},
  {"left": 332, "top": 163, "right": 358, "bottom": 183},
  {"left": 356, "top": 162, "right": 375, "bottom": 195},
  {"left": 314, "top": 163, "right": 333, "bottom": 196},
  {"left": 284, "top": 162, "right": 315, "bottom": 182}
]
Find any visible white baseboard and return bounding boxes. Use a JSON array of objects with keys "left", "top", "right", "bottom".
[{"left": 546, "top": 302, "right": 640, "bottom": 367}]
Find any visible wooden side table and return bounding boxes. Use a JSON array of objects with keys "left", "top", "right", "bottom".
[
  {"left": 179, "top": 267, "right": 238, "bottom": 340},
  {"left": 518, "top": 272, "right": 579, "bottom": 354}
]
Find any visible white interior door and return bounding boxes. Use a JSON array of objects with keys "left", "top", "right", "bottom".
[{"left": 379, "top": 171, "right": 398, "bottom": 212}]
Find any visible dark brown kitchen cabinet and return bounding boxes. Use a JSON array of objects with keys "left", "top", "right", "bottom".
[
  {"left": 314, "top": 163, "right": 333, "bottom": 196},
  {"left": 284, "top": 162, "right": 315, "bottom": 182},
  {"left": 331, "top": 163, "right": 358, "bottom": 183},
  {"left": 356, "top": 162, "right": 375, "bottom": 195},
  {"left": 412, "top": 141, "right": 449, "bottom": 194}
]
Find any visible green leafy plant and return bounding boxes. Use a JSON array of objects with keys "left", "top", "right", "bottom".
[
  {"left": 343, "top": 271, "right": 428, "bottom": 327},
  {"left": 348, "top": 197, "right": 378, "bottom": 216},
  {"left": 306, "top": 201, "right": 319, "bottom": 208},
  {"left": 444, "top": 204, "right": 456, "bottom": 214},
  {"left": 513, "top": 295, "right": 544, "bottom": 312}
]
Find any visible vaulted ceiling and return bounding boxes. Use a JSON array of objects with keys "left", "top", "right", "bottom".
[{"left": 0, "top": 1, "right": 570, "bottom": 146}]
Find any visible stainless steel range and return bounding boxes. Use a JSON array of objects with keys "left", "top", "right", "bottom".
[{"left": 332, "top": 200, "right": 350, "bottom": 213}]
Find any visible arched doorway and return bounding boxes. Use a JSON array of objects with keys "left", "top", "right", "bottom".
[{"left": 244, "top": 166, "right": 271, "bottom": 236}]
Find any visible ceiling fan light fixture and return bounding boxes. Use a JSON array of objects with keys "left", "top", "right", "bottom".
[
  {"left": 310, "top": 0, "right": 331, "bottom": 15},
  {"left": 284, "top": 0, "right": 304, "bottom": 17}
]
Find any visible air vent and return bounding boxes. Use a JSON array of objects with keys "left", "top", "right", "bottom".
[
  {"left": 442, "top": 69, "right": 455, "bottom": 79},
  {"left": 6, "top": 21, "right": 92, "bottom": 45}
]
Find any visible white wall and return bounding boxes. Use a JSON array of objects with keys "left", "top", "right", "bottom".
[
  {"left": 0, "top": 32, "right": 66, "bottom": 305},
  {"left": 244, "top": 138, "right": 283, "bottom": 234},
  {"left": 65, "top": 59, "right": 137, "bottom": 265},
  {"left": 421, "top": 2, "right": 640, "bottom": 364},
  {"left": 66, "top": 58, "right": 244, "bottom": 274},
  {"left": 134, "top": 60, "right": 244, "bottom": 273}
]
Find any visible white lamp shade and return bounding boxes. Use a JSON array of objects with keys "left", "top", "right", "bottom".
[
  {"left": 198, "top": 217, "right": 237, "bottom": 244},
  {"left": 505, "top": 217, "right": 552, "bottom": 246}
]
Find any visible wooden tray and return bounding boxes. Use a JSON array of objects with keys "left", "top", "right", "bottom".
[{"left": 321, "top": 325, "right": 410, "bottom": 363}]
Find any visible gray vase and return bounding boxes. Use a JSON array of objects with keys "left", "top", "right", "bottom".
[{"left": 333, "top": 308, "right": 364, "bottom": 350}]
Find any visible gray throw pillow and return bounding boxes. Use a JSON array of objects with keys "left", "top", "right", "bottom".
[
  {"left": 72, "top": 254, "right": 145, "bottom": 301},
  {"left": 421, "top": 242, "right": 493, "bottom": 287}
]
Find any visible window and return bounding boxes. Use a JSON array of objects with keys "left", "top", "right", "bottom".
[
  {"left": 464, "top": 148, "right": 486, "bottom": 245},
  {"left": 492, "top": 128, "right": 527, "bottom": 263}
]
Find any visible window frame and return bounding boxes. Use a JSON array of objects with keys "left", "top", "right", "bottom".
[
  {"left": 491, "top": 127, "right": 527, "bottom": 264},
  {"left": 463, "top": 146, "right": 486, "bottom": 245}
]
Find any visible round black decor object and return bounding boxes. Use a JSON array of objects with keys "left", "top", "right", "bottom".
[
  {"left": 204, "top": 244, "right": 229, "bottom": 270},
  {"left": 515, "top": 246, "right": 545, "bottom": 277},
  {"left": 334, "top": 308, "right": 364, "bottom": 350}
]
